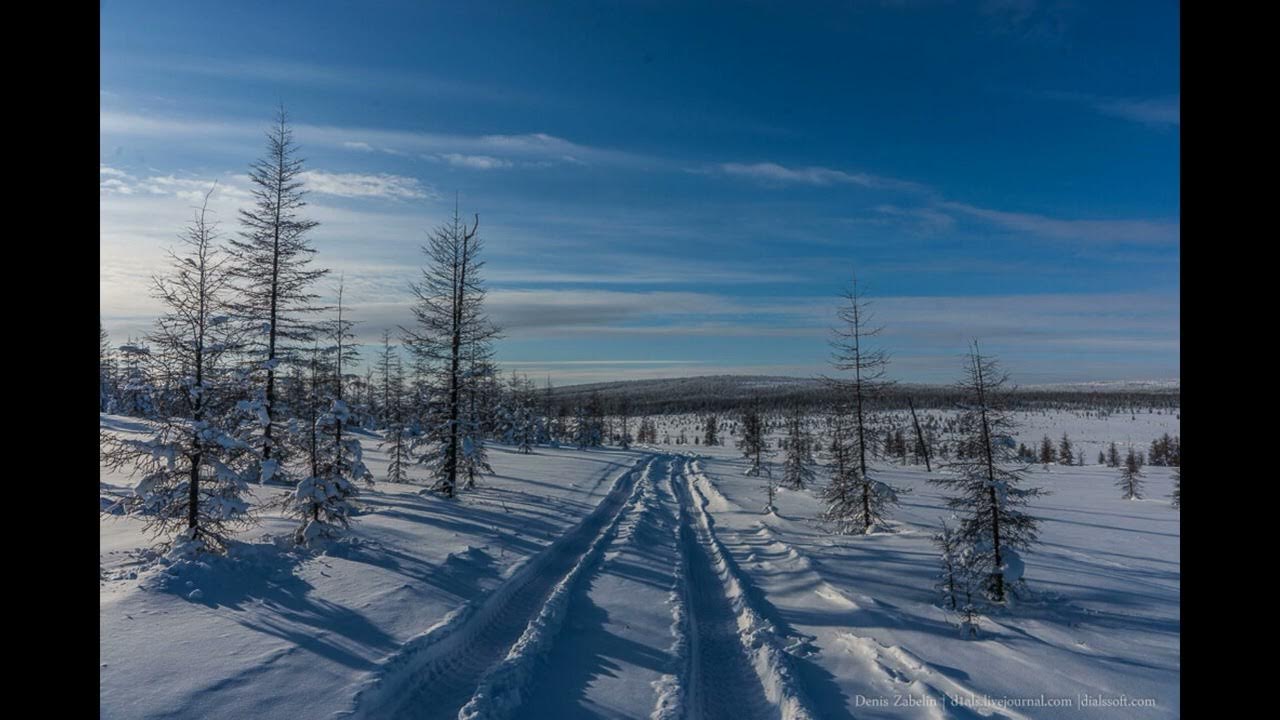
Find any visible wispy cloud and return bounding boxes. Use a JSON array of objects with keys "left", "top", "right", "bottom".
[
  {"left": 1088, "top": 95, "right": 1180, "bottom": 127},
  {"left": 438, "top": 153, "right": 513, "bottom": 170},
  {"left": 874, "top": 204, "right": 957, "bottom": 235},
  {"left": 100, "top": 163, "right": 433, "bottom": 204},
  {"left": 100, "top": 109, "right": 652, "bottom": 170},
  {"left": 299, "top": 170, "right": 435, "bottom": 200},
  {"left": 1044, "top": 91, "right": 1180, "bottom": 127},
  {"left": 712, "top": 162, "right": 924, "bottom": 191},
  {"left": 99, "top": 164, "right": 252, "bottom": 202},
  {"left": 486, "top": 289, "right": 741, "bottom": 334},
  {"left": 979, "top": 0, "right": 1078, "bottom": 45},
  {"left": 703, "top": 160, "right": 1174, "bottom": 247},
  {"left": 107, "top": 53, "right": 537, "bottom": 106},
  {"left": 939, "top": 201, "right": 1179, "bottom": 245}
]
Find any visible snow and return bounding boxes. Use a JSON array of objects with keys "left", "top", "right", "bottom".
[{"left": 102, "top": 405, "right": 1179, "bottom": 719}]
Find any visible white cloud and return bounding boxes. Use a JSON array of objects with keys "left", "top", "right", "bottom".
[
  {"left": 939, "top": 201, "right": 1179, "bottom": 245},
  {"left": 299, "top": 170, "right": 435, "bottom": 200},
  {"left": 440, "top": 153, "right": 513, "bottom": 170},
  {"left": 1042, "top": 91, "right": 1180, "bottom": 128},
  {"left": 100, "top": 109, "right": 653, "bottom": 169},
  {"left": 874, "top": 204, "right": 957, "bottom": 235},
  {"left": 1091, "top": 95, "right": 1180, "bottom": 127},
  {"left": 715, "top": 162, "right": 923, "bottom": 191},
  {"left": 99, "top": 165, "right": 252, "bottom": 202}
]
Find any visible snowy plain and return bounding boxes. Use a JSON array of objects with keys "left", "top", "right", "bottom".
[{"left": 101, "top": 408, "right": 1179, "bottom": 719}]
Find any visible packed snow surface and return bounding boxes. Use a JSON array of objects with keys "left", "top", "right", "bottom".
[{"left": 101, "top": 408, "right": 1178, "bottom": 718}]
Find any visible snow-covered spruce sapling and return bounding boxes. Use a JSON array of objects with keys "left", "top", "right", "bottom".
[
  {"left": 380, "top": 370, "right": 414, "bottom": 483},
  {"left": 1039, "top": 435, "right": 1055, "bottom": 466},
  {"left": 819, "top": 409, "right": 903, "bottom": 534},
  {"left": 573, "top": 404, "right": 594, "bottom": 449},
  {"left": 100, "top": 185, "right": 256, "bottom": 554},
  {"left": 932, "top": 520, "right": 984, "bottom": 637},
  {"left": 819, "top": 412, "right": 862, "bottom": 534},
  {"left": 762, "top": 469, "right": 778, "bottom": 515},
  {"left": 617, "top": 397, "right": 632, "bottom": 449},
  {"left": 327, "top": 278, "right": 370, "bottom": 488},
  {"left": 934, "top": 521, "right": 962, "bottom": 610},
  {"left": 1171, "top": 467, "right": 1180, "bottom": 509},
  {"left": 291, "top": 399, "right": 371, "bottom": 545},
  {"left": 1117, "top": 446, "right": 1145, "bottom": 500},
  {"left": 288, "top": 359, "right": 372, "bottom": 543},
  {"left": 376, "top": 329, "right": 398, "bottom": 431},
  {"left": 376, "top": 343, "right": 414, "bottom": 482},
  {"left": 513, "top": 400, "right": 538, "bottom": 454},
  {"left": 703, "top": 414, "right": 719, "bottom": 446},
  {"left": 288, "top": 290, "right": 373, "bottom": 545},
  {"left": 100, "top": 321, "right": 120, "bottom": 413},
  {"left": 957, "top": 577, "right": 982, "bottom": 639},
  {"left": 781, "top": 407, "right": 816, "bottom": 490},
  {"left": 737, "top": 403, "right": 769, "bottom": 477},
  {"left": 459, "top": 349, "right": 497, "bottom": 490},
  {"left": 117, "top": 338, "right": 157, "bottom": 418}
]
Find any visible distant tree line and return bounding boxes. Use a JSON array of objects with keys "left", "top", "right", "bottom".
[{"left": 544, "top": 376, "right": 1179, "bottom": 416}]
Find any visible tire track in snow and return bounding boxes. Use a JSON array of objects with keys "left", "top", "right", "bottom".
[
  {"left": 672, "top": 455, "right": 818, "bottom": 720},
  {"left": 691, "top": 458, "right": 1034, "bottom": 719},
  {"left": 458, "top": 458, "right": 657, "bottom": 720},
  {"left": 345, "top": 455, "right": 656, "bottom": 720},
  {"left": 651, "top": 455, "right": 691, "bottom": 720},
  {"left": 509, "top": 454, "right": 688, "bottom": 719}
]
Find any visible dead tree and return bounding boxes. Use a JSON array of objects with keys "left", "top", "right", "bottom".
[
  {"left": 908, "top": 397, "right": 932, "bottom": 472},
  {"left": 826, "top": 274, "right": 900, "bottom": 533}
]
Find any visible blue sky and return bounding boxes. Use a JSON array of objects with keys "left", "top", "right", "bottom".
[{"left": 100, "top": 0, "right": 1179, "bottom": 385}]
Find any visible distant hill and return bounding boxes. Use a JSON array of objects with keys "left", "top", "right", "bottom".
[{"left": 544, "top": 374, "right": 1179, "bottom": 414}]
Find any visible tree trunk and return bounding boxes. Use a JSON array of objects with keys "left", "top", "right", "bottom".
[
  {"left": 973, "top": 354, "right": 1004, "bottom": 602},
  {"left": 908, "top": 397, "right": 931, "bottom": 472}
]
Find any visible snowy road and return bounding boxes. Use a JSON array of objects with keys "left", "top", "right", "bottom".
[{"left": 350, "top": 452, "right": 816, "bottom": 720}]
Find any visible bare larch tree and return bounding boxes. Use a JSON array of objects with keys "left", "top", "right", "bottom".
[
  {"left": 931, "top": 343, "right": 1045, "bottom": 603},
  {"left": 826, "top": 274, "right": 901, "bottom": 533},
  {"left": 227, "top": 106, "right": 327, "bottom": 483},
  {"left": 101, "top": 186, "right": 255, "bottom": 553},
  {"left": 403, "top": 206, "right": 499, "bottom": 498}
]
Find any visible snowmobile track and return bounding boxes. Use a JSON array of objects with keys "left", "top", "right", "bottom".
[
  {"left": 346, "top": 455, "right": 656, "bottom": 720},
  {"left": 671, "top": 455, "right": 818, "bottom": 720}
]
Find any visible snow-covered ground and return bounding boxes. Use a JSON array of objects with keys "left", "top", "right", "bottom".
[{"left": 101, "top": 408, "right": 1179, "bottom": 719}]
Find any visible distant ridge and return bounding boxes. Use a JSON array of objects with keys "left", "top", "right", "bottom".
[
  {"left": 542, "top": 374, "right": 1179, "bottom": 413},
  {"left": 1016, "top": 379, "right": 1181, "bottom": 391}
]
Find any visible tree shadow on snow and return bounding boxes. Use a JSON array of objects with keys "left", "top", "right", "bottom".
[
  {"left": 517, "top": 586, "right": 670, "bottom": 720},
  {"left": 146, "top": 538, "right": 400, "bottom": 681}
]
